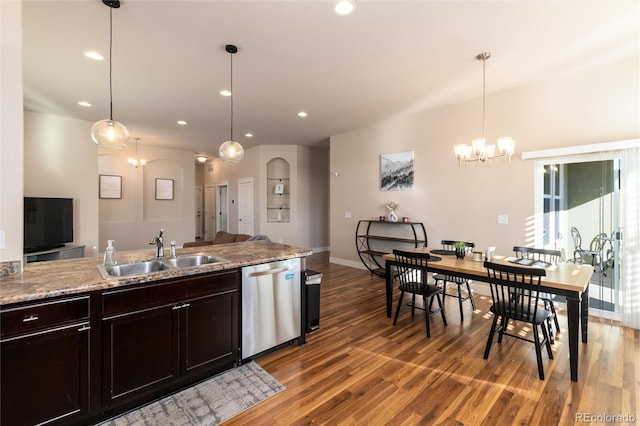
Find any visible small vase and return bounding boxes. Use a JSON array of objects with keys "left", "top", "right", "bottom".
[
  {"left": 388, "top": 210, "right": 398, "bottom": 222},
  {"left": 455, "top": 248, "right": 466, "bottom": 259}
]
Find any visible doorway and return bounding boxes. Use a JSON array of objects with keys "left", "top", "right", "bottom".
[
  {"left": 216, "top": 184, "right": 228, "bottom": 233},
  {"left": 536, "top": 156, "right": 621, "bottom": 316}
]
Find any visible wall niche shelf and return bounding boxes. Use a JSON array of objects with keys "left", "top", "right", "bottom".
[
  {"left": 267, "top": 159, "right": 290, "bottom": 222},
  {"left": 355, "top": 220, "right": 427, "bottom": 277}
]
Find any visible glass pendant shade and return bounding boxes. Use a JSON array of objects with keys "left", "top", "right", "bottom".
[
  {"left": 219, "top": 140, "right": 245, "bottom": 163},
  {"left": 91, "top": 119, "right": 129, "bottom": 148}
]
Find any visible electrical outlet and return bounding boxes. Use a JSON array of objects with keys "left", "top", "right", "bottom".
[
  {"left": 345, "top": 211, "right": 352, "bottom": 218},
  {"left": 0, "top": 230, "right": 4, "bottom": 249},
  {"left": 497, "top": 214, "right": 508, "bottom": 224}
]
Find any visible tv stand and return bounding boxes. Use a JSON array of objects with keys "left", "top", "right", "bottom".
[{"left": 24, "top": 244, "right": 85, "bottom": 264}]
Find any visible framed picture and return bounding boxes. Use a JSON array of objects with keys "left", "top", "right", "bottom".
[
  {"left": 380, "top": 151, "right": 414, "bottom": 191},
  {"left": 99, "top": 175, "right": 122, "bottom": 199},
  {"left": 155, "top": 178, "right": 174, "bottom": 200},
  {"left": 274, "top": 183, "right": 284, "bottom": 194}
]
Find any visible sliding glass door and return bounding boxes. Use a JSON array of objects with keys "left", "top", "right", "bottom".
[{"left": 538, "top": 156, "right": 621, "bottom": 317}]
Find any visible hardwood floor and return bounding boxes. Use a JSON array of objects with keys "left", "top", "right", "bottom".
[{"left": 228, "top": 253, "right": 639, "bottom": 425}]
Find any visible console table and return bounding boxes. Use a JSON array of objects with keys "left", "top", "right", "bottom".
[
  {"left": 24, "top": 244, "right": 85, "bottom": 264},
  {"left": 355, "top": 220, "right": 427, "bottom": 277}
]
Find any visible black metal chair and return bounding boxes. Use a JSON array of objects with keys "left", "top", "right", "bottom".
[
  {"left": 483, "top": 261, "right": 553, "bottom": 380},
  {"left": 432, "top": 240, "right": 476, "bottom": 320},
  {"left": 512, "top": 246, "right": 562, "bottom": 343},
  {"left": 570, "top": 226, "right": 601, "bottom": 266},
  {"left": 392, "top": 249, "right": 447, "bottom": 338}
]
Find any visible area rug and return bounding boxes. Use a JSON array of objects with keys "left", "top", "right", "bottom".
[{"left": 100, "top": 362, "right": 285, "bottom": 426}]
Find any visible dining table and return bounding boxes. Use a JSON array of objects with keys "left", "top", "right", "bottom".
[{"left": 383, "top": 248, "right": 594, "bottom": 382}]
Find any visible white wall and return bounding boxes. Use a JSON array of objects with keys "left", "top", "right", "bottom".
[
  {"left": 0, "top": 0, "right": 24, "bottom": 265},
  {"left": 329, "top": 56, "right": 639, "bottom": 267},
  {"left": 98, "top": 144, "right": 196, "bottom": 252},
  {"left": 24, "top": 112, "right": 100, "bottom": 256}
]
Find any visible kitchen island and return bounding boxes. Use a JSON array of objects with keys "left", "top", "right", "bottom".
[{"left": 0, "top": 241, "right": 312, "bottom": 426}]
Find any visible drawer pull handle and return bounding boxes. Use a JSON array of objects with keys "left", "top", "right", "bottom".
[
  {"left": 78, "top": 325, "right": 91, "bottom": 332},
  {"left": 23, "top": 315, "right": 39, "bottom": 322},
  {"left": 172, "top": 305, "right": 182, "bottom": 310},
  {"left": 181, "top": 303, "right": 191, "bottom": 309}
]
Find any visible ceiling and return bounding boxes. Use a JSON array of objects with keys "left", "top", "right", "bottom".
[{"left": 22, "top": 0, "right": 638, "bottom": 158}]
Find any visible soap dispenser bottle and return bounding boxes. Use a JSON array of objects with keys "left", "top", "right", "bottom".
[{"left": 104, "top": 240, "right": 117, "bottom": 266}]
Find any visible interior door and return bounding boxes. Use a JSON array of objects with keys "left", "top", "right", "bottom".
[
  {"left": 216, "top": 184, "right": 228, "bottom": 233},
  {"left": 204, "top": 186, "right": 216, "bottom": 240},
  {"left": 195, "top": 186, "right": 203, "bottom": 239},
  {"left": 237, "top": 178, "right": 253, "bottom": 235}
]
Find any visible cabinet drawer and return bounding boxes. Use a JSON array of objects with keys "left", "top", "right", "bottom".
[
  {"left": 185, "top": 270, "right": 239, "bottom": 298},
  {"left": 1, "top": 296, "right": 90, "bottom": 338},
  {"left": 101, "top": 280, "right": 186, "bottom": 316}
]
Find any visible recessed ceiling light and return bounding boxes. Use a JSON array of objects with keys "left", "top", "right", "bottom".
[
  {"left": 298, "top": 111, "right": 308, "bottom": 118},
  {"left": 245, "top": 133, "right": 253, "bottom": 138},
  {"left": 333, "top": 0, "right": 356, "bottom": 16},
  {"left": 177, "top": 120, "right": 187, "bottom": 126},
  {"left": 220, "top": 90, "right": 231, "bottom": 97},
  {"left": 195, "top": 155, "right": 208, "bottom": 163},
  {"left": 77, "top": 101, "right": 91, "bottom": 107},
  {"left": 83, "top": 51, "right": 104, "bottom": 61}
]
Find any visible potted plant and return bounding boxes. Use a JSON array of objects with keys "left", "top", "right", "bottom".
[{"left": 454, "top": 241, "right": 467, "bottom": 259}]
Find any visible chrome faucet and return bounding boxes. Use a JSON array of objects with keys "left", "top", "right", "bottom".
[{"left": 150, "top": 229, "right": 164, "bottom": 258}]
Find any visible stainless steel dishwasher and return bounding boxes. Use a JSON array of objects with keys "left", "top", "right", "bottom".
[{"left": 242, "top": 258, "right": 301, "bottom": 359}]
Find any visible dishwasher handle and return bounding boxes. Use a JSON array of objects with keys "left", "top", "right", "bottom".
[{"left": 246, "top": 266, "right": 290, "bottom": 278}]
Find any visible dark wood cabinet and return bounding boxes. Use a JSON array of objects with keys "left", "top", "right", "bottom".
[
  {"left": 0, "top": 296, "right": 91, "bottom": 426},
  {"left": 0, "top": 268, "right": 239, "bottom": 425},
  {"left": 100, "top": 270, "right": 239, "bottom": 410}
]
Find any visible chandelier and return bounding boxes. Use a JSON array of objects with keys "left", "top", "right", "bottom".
[
  {"left": 218, "top": 44, "right": 245, "bottom": 163},
  {"left": 454, "top": 52, "right": 515, "bottom": 165},
  {"left": 128, "top": 138, "right": 146, "bottom": 168}
]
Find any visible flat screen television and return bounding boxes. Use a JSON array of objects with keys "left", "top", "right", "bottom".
[{"left": 24, "top": 197, "right": 74, "bottom": 253}]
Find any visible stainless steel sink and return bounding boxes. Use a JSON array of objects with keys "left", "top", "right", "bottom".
[
  {"left": 162, "top": 254, "right": 227, "bottom": 268},
  {"left": 98, "top": 260, "right": 172, "bottom": 278},
  {"left": 98, "top": 253, "right": 228, "bottom": 279}
]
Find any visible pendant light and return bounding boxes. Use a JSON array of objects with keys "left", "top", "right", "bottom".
[
  {"left": 218, "top": 44, "right": 245, "bottom": 163},
  {"left": 91, "top": 0, "right": 129, "bottom": 148},
  {"left": 454, "top": 52, "right": 515, "bottom": 165}
]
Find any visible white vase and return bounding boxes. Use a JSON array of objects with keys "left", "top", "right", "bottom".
[{"left": 388, "top": 210, "right": 398, "bottom": 222}]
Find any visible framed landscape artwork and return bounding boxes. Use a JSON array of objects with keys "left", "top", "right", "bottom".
[{"left": 380, "top": 151, "right": 414, "bottom": 191}]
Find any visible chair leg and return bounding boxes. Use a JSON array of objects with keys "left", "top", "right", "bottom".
[
  {"left": 483, "top": 315, "right": 499, "bottom": 359},
  {"left": 532, "top": 324, "right": 545, "bottom": 380},
  {"left": 436, "top": 294, "right": 447, "bottom": 326},
  {"left": 466, "top": 281, "right": 476, "bottom": 310},
  {"left": 457, "top": 284, "right": 465, "bottom": 321},
  {"left": 497, "top": 317, "right": 508, "bottom": 344},
  {"left": 549, "top": 301, "right": 560, "bottom": 331},
  {"left": 541, "top": 322, "right": 554, "bottom": 360},
  {"left": 393, "top": 290, "right": 405, "bottom": 326},
  {"left": 423, "top": 295, "right": 431, "bottom": 338},
  {"left": 411, "top": 293, "right": 416, "bottom": 317}
]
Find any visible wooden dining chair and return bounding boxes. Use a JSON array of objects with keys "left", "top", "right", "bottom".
[
  {"left": 513, "top": 246, "right": 562, "bottom": 343},
  {"left": 483, "top": 261, "right": 553, "bottom": 380},
  {"left": 392, "top": 249, "right": 447, "bottom": 338},
  {"left": 432, "top": 240, "right": 476, "bottom": 320}
]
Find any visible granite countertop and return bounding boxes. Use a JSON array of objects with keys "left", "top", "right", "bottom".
[{"left": 0, "top": 241, "right": 312, "bottom": 306}]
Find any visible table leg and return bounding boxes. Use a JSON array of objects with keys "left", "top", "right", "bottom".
[
  {"left": 566, "top": 293, "right": 580, "bottom": 382},
  {"left": 385, "top": 262, "right": 392, "bottom": 318},
  {"left": 581, "top": 283, "right": 589, "bottom": 343}
]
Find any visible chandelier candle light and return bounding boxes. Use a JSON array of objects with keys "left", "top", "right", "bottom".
[
  {"left": 454, "top": 52, "right": 515, "bottom": 165},
  {"left": 128, "top": 138, "right": 146, "bottom": 168},
  {"left": 91, "top": 0, "right": 129, "bottom": 148}
]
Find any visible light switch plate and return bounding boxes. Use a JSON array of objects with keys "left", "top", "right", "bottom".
[
  {"left": 0, "top": 230, "right": 4, "bottom": 249},
  {"left": 345, "top": 211, "right": 352, "bottom": 218},
  {"left": 497, "top": 214, "right": 508, "bottom": 224}
]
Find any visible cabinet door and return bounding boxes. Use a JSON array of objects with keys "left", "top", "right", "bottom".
[
  {"left": 181, "top": 289, "right": 238, "bottom": 376},
  {"left": 1, "top": 323, "right": 90, "bottom": 426},
  {"left": 102, "top": 306, "right": 179, "bottom": 407}
]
